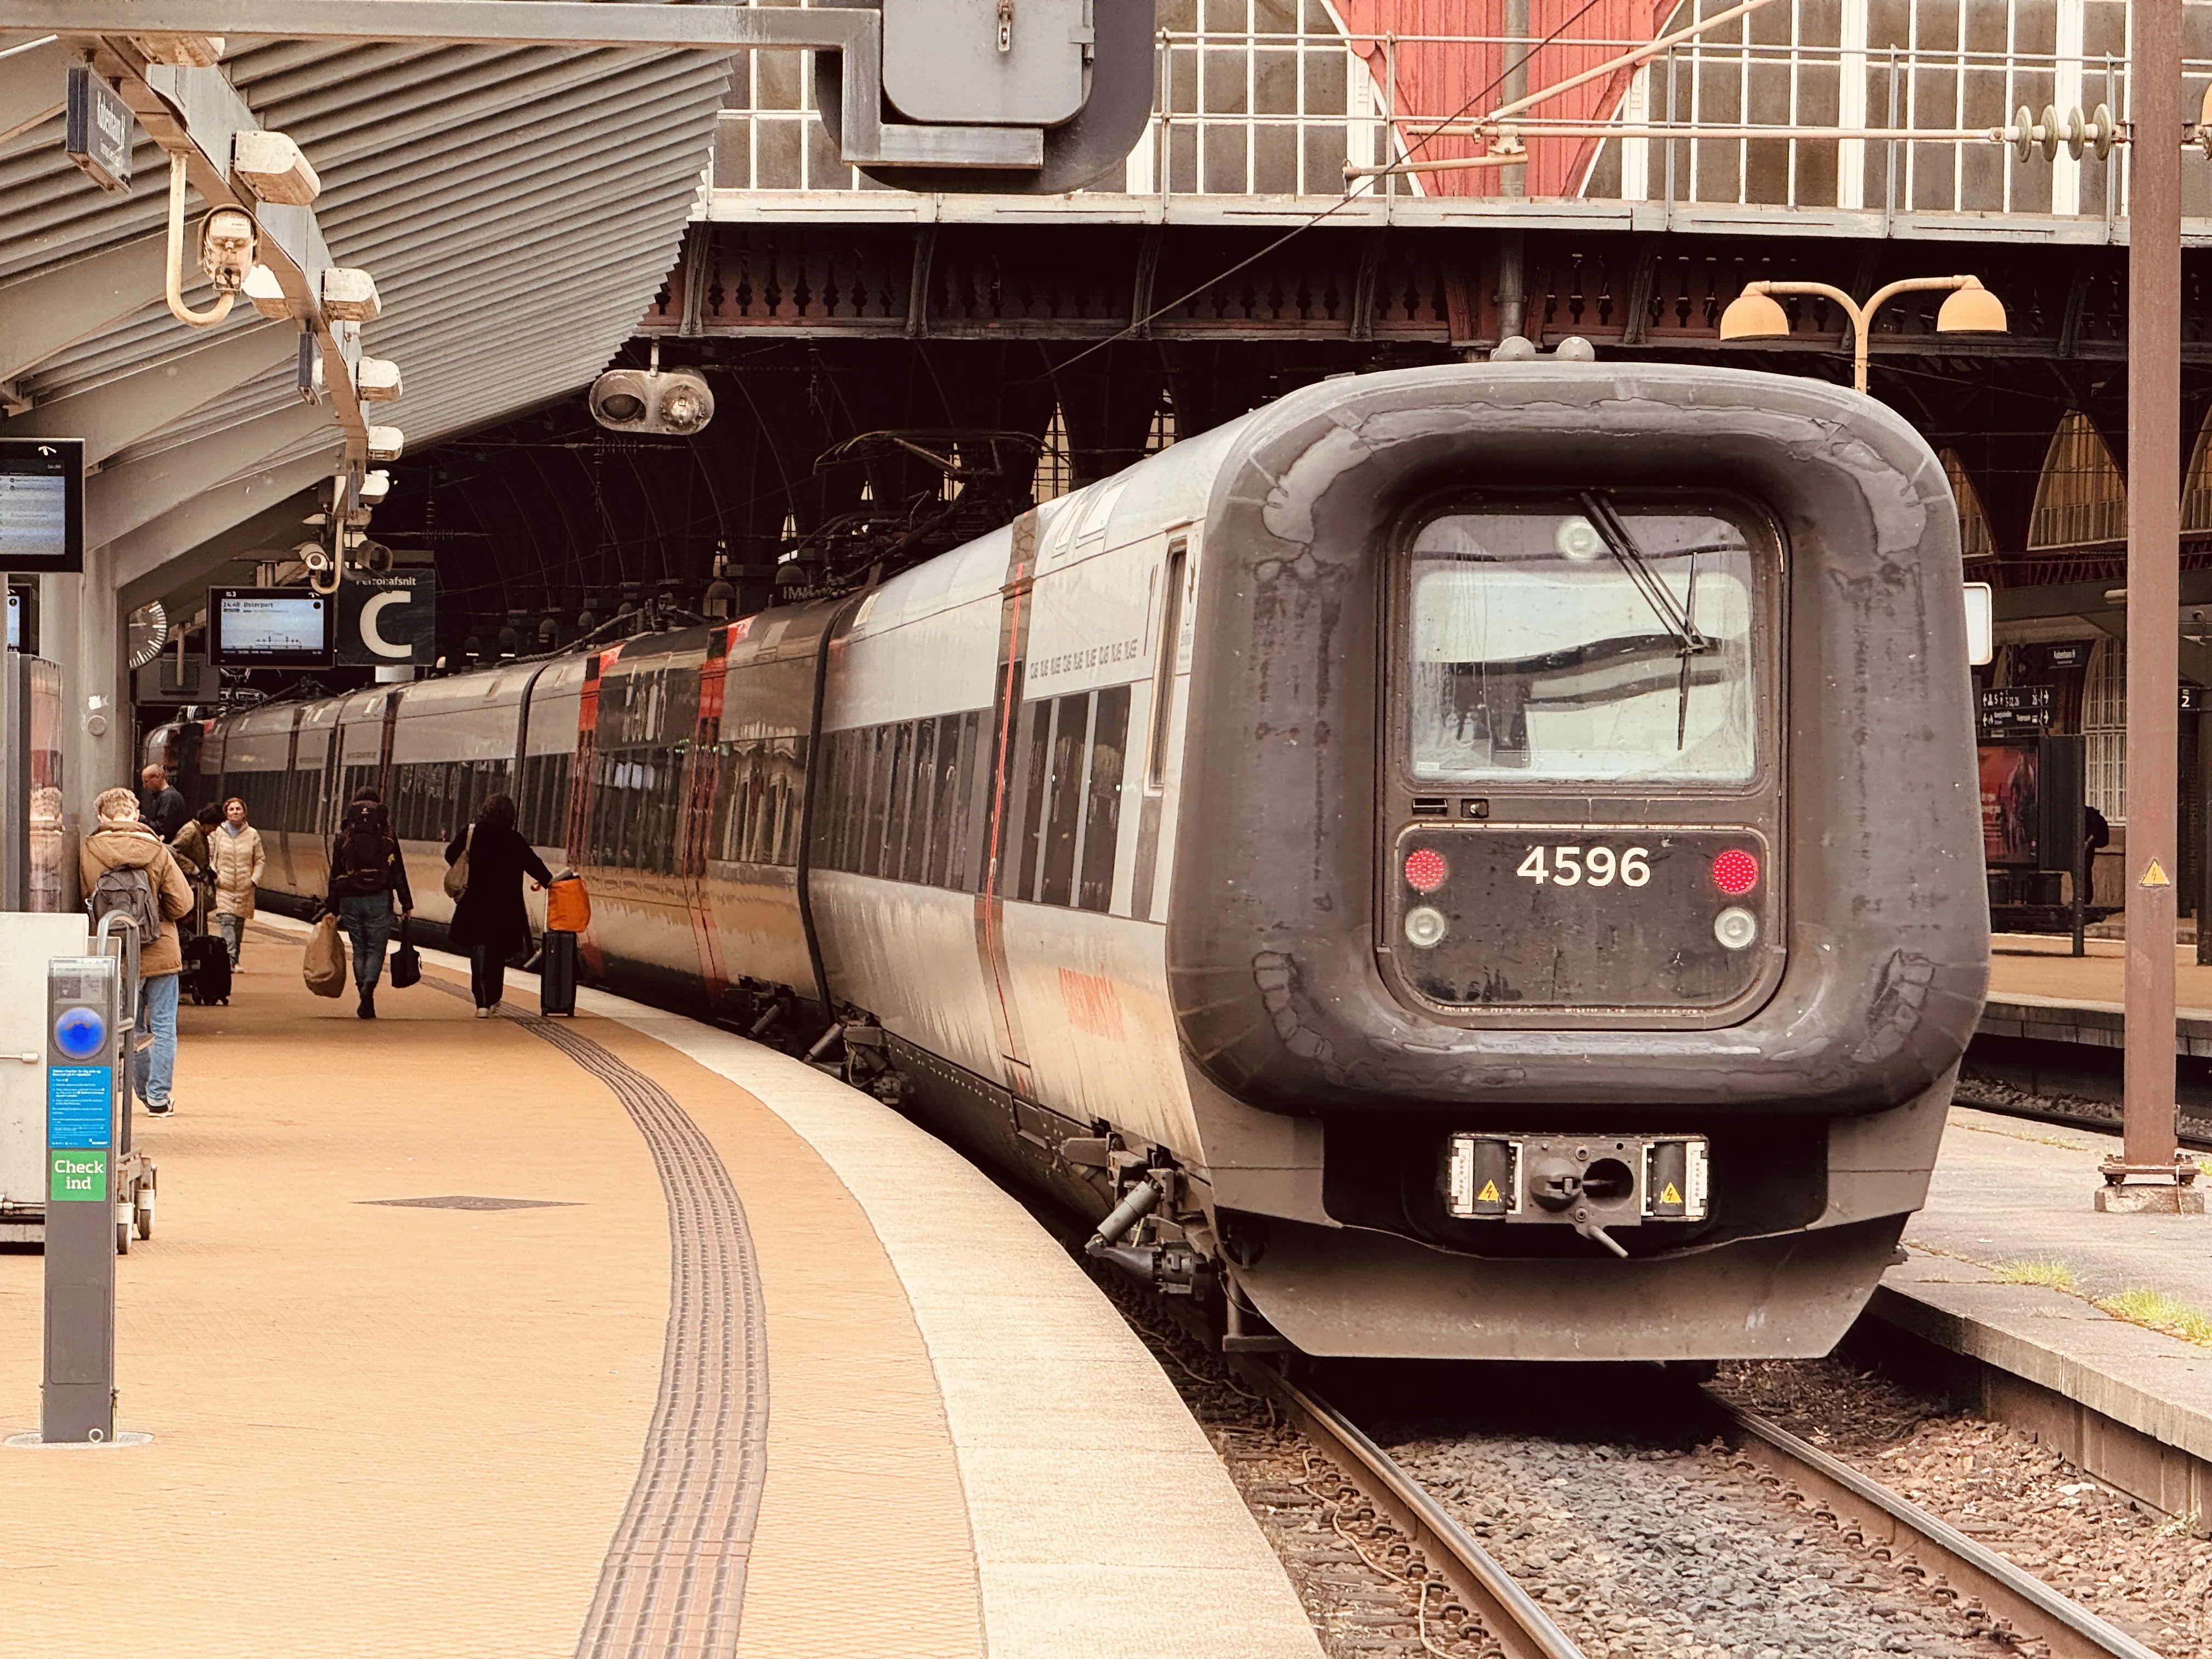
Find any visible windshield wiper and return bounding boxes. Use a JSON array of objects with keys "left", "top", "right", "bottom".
[
  {"left": 1579, "top": 492, "right": 1709, "bottom": 654},
  {"left": 1579, "top": 492, "right": 1714, "bottom": 750}
]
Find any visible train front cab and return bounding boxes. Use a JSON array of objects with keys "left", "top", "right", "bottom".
[{"left": 1166, "top": 363, "right": 1991, "bottom": 1362}]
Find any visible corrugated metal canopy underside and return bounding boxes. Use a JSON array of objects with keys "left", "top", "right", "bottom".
[{"left": 0, "top": 9, "right": 730, "bottom": 608}]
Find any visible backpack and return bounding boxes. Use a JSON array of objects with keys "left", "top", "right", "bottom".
[
  {"left": 335, "top": 809, "right": 394, "bottom": 895},
  {"left": 90, "top": 860, "right": 162, "bottom": 943}
]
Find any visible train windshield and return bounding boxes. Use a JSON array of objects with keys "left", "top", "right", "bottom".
[{"left": 1405, "top": 500, "right": 1761, "bottom": 784}]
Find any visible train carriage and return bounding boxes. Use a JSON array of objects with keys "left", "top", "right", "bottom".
[{"left": 157, "top": 359, "right": 1987, "bottom": 1363}]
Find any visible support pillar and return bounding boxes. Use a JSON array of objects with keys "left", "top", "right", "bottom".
[
  {"left": 42, "top": 543, "right": 128, "bottom": 877},
  {"left": 2106, "top": 0, "right": 2201, "bottom": 1212}
]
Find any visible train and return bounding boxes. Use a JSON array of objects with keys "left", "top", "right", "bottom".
[{"left": 149, "top": 360, "right": 1989, "bottom": 1362}]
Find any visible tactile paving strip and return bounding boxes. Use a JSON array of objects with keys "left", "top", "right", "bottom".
[{"left": 429, "top": 981, "right": 770, "bottom": 1657}]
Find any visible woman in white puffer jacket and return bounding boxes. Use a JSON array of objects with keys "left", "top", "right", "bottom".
[{"left": 208, "top": 797, "right": 266, "bottom": 968}]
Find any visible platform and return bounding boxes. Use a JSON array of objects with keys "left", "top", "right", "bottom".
[
  {"left": 1858, "top": 1104, "right": 2212, "bottom": 1534},
  {"left": 0, "top": 921, "right": 1322, "bottom": 1659},
  {"left": 1982, "top": 933, "right": 2212, "bottom": 1056}
]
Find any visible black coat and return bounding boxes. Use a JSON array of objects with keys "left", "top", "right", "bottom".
[
  {"left": 140, "top": 785, "right": 187, "bottom": 840},
  {"left": 444, "top": 822, "right": 551, "bottom": 957}
]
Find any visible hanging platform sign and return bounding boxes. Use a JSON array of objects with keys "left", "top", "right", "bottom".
[
  {"left": 64, "top": 66, "right": 133, "bottom": 195},
  {"left": 336, "top": 572, "right": 436, "bottom": 667}
]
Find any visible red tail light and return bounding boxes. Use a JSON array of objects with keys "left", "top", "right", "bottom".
[
  {"left": 1711, "top": 849, "right": 1759, "bottom": 897},
  {"left": 1404, "top": 848, "right": 1448, "bottom": 893}
]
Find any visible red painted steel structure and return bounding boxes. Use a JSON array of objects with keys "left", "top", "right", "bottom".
[{"left": 1330, "top": 0, "right": 1674, "bottom": 196}]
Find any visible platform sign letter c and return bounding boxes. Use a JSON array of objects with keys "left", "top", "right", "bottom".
[{"left": 360, "top": 590, "right": 412, "bottom": 659}]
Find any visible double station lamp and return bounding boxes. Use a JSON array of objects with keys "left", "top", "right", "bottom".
[{"left": 1718, "top": 275, "right": 2008, "bottom": 394}]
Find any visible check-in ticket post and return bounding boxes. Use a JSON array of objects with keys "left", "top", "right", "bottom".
[{"left": 43, "top": 954, "right": 120, "bottom": 1442}]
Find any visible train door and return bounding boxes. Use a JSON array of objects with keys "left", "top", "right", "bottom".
[
  {"left": 976, "top": 509, "right": 1042, "bottom": 1103},
  {"left": 1131, "top": 528, "right": 1195, "bottom": 921}
]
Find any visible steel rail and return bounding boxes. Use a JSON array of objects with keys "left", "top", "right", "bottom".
[
  {"left": 1234, "top": 1362, "right": 1588, "bottom": 1659},
  {"left": 1708, "top": 1392, "right": 2164, "bottom": 1659}
]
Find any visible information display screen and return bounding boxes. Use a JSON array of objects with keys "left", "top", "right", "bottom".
[
  {"left": 0, "top": 438, "right": 85, "bottom": 574},
  {"left": 207, "top": 587, "right": 336, "bottom": 668},
  {"left": 6, "top": 583, "right": 34, "bottom": 653}
]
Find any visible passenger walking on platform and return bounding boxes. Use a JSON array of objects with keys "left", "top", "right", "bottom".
[
  {"left": 170, "top": 803, "right": 220, "bottom": 882},
  {"left": 210, "top": 797, "right": 266, "bottom": 969},
  {"left": 81, "top": 787, "right": 194, "bottom": 1116},
  {"left": 445, "top": 794, "right": 551, "bottom": 1018},
  {"left": 138, "top": 765, "right": 188, "bottom": 840},
  {"left": 326, "top": 787, "right": 412, "bottom": 1020}
]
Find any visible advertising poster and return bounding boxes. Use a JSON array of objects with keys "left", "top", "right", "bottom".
[{"left": 1978, "top": 742, "right": 2038, "bottom": 866}]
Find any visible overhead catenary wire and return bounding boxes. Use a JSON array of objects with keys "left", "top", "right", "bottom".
[{"left": 1035, "top": 0, "right": 1616, "bottom": 382}]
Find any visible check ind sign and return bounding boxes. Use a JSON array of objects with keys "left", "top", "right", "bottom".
[{"left": 47, "top": 1064, "right": 110, "bottom": 1203}]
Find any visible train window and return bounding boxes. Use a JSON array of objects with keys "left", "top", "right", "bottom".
[
  {"left": 1404, "top": 501, "right": 1762, "bottom": 785},
  {"left": 926, "top": 714, "right": 960, "bottom": 888},
  {"left": 831, "top": 731, "right": 861, "bottom": 872},
  {"left": 882, "top": 722, "right": 913, "bottom": 881},
  {"left": 725, "top": 744, "right": 751, "bottom": 864},
  {"left": 902, "top": 719, "right": 935, "bottom": 883},
  {"left": 1079, "top": 685, "right": 1130, "bottom": 912},
  {"left": 1013, "top": 701, "right": 1051, "bottom": 900},
  {"left": 955, "top": 710, "right": 986, "bottom": 894},
  {"left": 651, "top": 753, "right": 680, "bottom": 874},
  {"left": 755, "top": 746, "right": 779, "bottom": 866},
  {"left": 524, "top": 752, "right": 571, "bottom": 849},
  {"left": 820, "top": 733, "right": 853, "bottom": 871},
  {"left": 861, "top": 726, "right": 893, "bottom": 879},
  {"left": 765, "top": 741, "right": 793, "bottom": 868},
  {"left": 1040, "top": 692, "right": 1091, "bottom": 908}
]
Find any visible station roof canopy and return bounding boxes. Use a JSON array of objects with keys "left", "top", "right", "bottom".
[{"left": 0, "top": 15, "right": 731, "bottom": 619}]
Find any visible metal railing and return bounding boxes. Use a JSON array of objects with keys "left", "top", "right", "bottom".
[{"left": 703, "top": 0, "right": 2212, "bottom": 220}]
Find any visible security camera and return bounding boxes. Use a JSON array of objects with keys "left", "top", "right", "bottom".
[
  {"left": 589, "top": 365, "right": 715, "bottom": 436},
  {"left": 199, "top": 208, "right": 256, "bottom": 294}
]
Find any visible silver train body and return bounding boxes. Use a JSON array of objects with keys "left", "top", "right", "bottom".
[{"left": 154, "top": 363, "right": 1989, "bottom": 1361}]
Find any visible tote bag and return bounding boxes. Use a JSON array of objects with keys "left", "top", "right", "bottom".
[
  {"left": 443, "top": 826, "right": 472, "bottom": 901},
  {"left": 302, "top": 913, "right": 348, "bottom": 998}
]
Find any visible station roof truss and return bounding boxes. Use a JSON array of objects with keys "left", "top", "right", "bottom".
[{"left": 0, "top": 13, "right": 733, "bottom": 617}]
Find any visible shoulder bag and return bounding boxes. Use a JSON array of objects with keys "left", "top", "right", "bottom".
[{"left": 443, "top": 825, "right": 472, "bottom": 901}]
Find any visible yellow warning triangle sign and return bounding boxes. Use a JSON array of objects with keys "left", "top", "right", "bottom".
[
  {"left": 1476, "top": 1180, "right": 1500, "bottom": 1203},
  {"left": 1661, "top": 1182, "right": 1683, "bottom": 1205},
  {"left": 2142, "top": 859, "right": 2174, "bottom": 889}
]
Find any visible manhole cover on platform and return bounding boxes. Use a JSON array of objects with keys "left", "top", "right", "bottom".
[{"left": 359, "top": 1196, "right": 578, "bottom": 1211}]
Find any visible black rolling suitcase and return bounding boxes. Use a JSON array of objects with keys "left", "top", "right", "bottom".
[
  {"left": 185, "top": 888, "right": 231, "bottom": 1006},
  {"left": 538, "top": 929, "right": 578, "bottom": 1017}
]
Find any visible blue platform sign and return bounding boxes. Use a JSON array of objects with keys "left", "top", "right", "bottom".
[{"left": 47, "top": 1065, "right": 112, "bottom": 1150}]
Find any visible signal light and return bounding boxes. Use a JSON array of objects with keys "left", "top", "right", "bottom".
[
  {"left": 1711, "top": 848, "right": 1759, "bottom": 898},
  {"left": 1404, "top": 848, "right": 1448, "bottom": 893}
]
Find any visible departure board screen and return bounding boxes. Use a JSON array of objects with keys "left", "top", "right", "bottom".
[
  {"left": 207, "top": 588, "right": 336, "bottom": 668},
  {"left": 0, "top": 438, "right": 84, "bottom": 574}
]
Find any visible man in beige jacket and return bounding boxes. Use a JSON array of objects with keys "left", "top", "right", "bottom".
[{"left": 80, "top": 786, "right": 194, "bottom": 1116}]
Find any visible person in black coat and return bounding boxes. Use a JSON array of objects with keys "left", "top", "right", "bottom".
[{"left": 445, "top": 793, "right": 551, "bottom": 1016}]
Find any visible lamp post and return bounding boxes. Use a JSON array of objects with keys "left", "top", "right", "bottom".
[{"left": 1717, "top": 275, "right": 2009, "bottom": 393}]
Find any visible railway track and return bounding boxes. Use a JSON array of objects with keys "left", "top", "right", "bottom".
[{"left": 1231, "top": 1360, "right": 2166, "bottom": 1659}]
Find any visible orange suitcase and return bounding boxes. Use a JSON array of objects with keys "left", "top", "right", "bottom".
[{"left": 545, "top": 872, "right": 591, "bottom": 934}]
